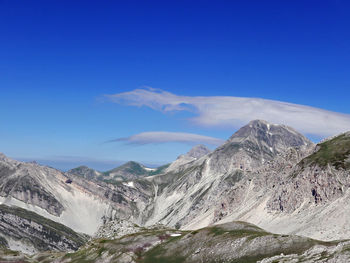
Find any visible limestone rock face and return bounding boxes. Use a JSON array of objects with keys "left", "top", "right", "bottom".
[
  {"left": 0, "top": 204, "right": 87, "bottom": 254},
  {"left": 186, "top": 144, "right": 211, "bottom": 159},
  {"left": 209, "top": 119, "right": 313, "bottom": 174},
  {"left": 0, "top": 157, "right": 65, "bottom": 216},
  {"left": 165, "top": 144, "right": 211, "bottom": 173},
  {"left": 0, "top": 153, "right": 154, "bottom": 239},
  {"left": 140, "top": 120, "right": 317, "bottom": 233}
]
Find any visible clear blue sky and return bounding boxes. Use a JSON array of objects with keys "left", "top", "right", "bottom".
[{"left": 1, "top": 0, "right": 349, "bottom": 170}]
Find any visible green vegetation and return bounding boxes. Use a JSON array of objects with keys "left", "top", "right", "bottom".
[
  {"left": 222, "top": 170, "right": 244, "bottom": 186},
  {"left": 0, "top": 220, "right": 348, "bottom": 262},
  {"left": 71, "top": 162, "right": 170, "bottom": 185},
  {"left": 100, "top": 178, "right": 123, "bottom": 185},
  {"left": 148, "top": 163, "right": 171, "bottom": 176},
  {"left": 208, "top": 225, "right": 267, "bottom": 239},
  {"left": 142, "top": 235, "right": 185, "bottom": 263},
  {"left": 299, "top": 133, "right": 350, "bottom": 170},
  {"left": 101, "top": 162, "right": 170, "bottom": 183},
  {"left": 0, "top": 236, "right": 8, "bottom": 248},
  {"left": 102, "top": 161, "right": 148, "bottom": 180},
  {"left": 120, "top": 161, "right": 148, "bottom": 176}
]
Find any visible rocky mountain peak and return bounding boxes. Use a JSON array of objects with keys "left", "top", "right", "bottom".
[
  {"left": 186, "top": 144, "right": 211, "bottom": 159},
  {"left": 228, "top": 119, "right": 312, "bottom": 149},
  {"left": 208, "top": 120, "right": 314, "bottom": 173},
  {"left": 164, "top": 145, "right": 211, "bottom": 173}
]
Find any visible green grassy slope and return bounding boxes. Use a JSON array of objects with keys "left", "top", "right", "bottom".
[
  {"left": 299, "top": 133, "right": 350, "bottom": 170},
  {"left": 19, "top": 221, "right": 349, "bottom": 263}
]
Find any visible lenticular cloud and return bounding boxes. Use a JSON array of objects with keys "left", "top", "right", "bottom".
[
  {"left": 106, "top": 88, "right": 350, "bottom": 137},
  {"left": 108, "top": 131, "right": 224, "bottom": 146}
]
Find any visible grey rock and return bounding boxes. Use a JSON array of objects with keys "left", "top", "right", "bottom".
[{"left": 0, "top": 204, "right": 87, "bottom": 254}]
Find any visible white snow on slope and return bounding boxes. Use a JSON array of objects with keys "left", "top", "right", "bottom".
[{"left": 123, "top": 181, "right": 135, "bottom": 188}]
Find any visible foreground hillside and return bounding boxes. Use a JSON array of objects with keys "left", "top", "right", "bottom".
[{"left": 2, "top": 221, "right": 350, "bottom": 263}]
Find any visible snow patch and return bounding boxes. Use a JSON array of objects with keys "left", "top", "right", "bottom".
[{"left": 123, "top": 181, "right": 135, "bottom": 188}]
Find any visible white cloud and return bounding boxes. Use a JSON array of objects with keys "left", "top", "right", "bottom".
[
  {"left": 106, "top": 88, "right": 350, "bottom": 137},
  {"left": 109, "top": 131, "right": 225, "bottom": 146}
]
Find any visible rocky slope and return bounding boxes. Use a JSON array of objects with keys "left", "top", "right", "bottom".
[
  {"left": 165, "top": 144, "right": 211, "bottom": 172},
  {"left": 141, "top": 120, "right": 316, "bottom": 232},
  {"left": 0, "top": 153, "right": 155, "bottom": 239},
  {"left": 0, "top": 204, "right": 87, "bottom": 254},
  {"left": 143, "top": 123, "right": 350, "bottom": 241}
]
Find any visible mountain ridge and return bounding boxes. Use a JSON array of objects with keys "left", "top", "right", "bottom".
[{"left": 1, "top": 119, "right": 350, "bottom": 257}]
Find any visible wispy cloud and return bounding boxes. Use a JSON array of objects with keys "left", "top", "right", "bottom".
[
  {"left": 108, "top": 131, "right": 225, "bottom": 146},
  {"left": 106, "top": 88, "right": 350, "bottom": 137}
]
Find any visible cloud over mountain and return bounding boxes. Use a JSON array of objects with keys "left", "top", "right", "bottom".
[{"left": 106, "top": 88, "right": 350, "bottom": 137}]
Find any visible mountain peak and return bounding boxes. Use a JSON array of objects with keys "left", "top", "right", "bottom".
[
  {"left": 164, "top": 145, "right": 211, "bottom": 173},
  {"left": 186, "top": 144, "right": 211, "bottom": 159},
  {"left": 110, "top": 161, "right": 144, "bottom": 172},
  {"left": 248, "top": 119, "right": 272, "bottom": 126},
  {"left": 209, "top": 120, "right": 314, "bottom": 172},
  {"left": 105, "top": 161, "right": 149, "bottom": 181},
  {"left": 68, "top": 165, "right": 101, "bottom": 179},
  {"left": 123, "top": 161, "right": 142, "bottom": 166},
  {"left": 230, "top": 119, "right": 275, "bottom": 139},
  {"left": 229, "top": 120, "right": 311, "bottom": 147}
]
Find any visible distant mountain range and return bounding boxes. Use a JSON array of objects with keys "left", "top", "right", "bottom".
[
  {"left": 1, "top": 120, "right": 350, "bottom": 262},
  {"left": 68, "top": 160, "right": 170, "bottom": 182}
]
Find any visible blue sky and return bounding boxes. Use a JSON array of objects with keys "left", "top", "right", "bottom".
[{"left": 1, "top": 0, "right": 350, "bottom": 170}]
